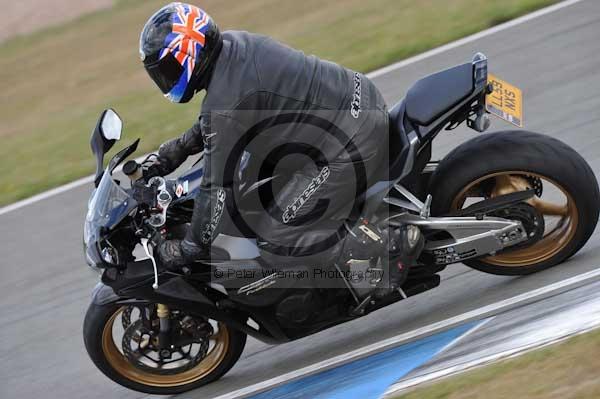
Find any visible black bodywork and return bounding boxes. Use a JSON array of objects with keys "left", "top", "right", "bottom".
[{"left": 86, "top": 55, "right": 490, "bottom": 344}]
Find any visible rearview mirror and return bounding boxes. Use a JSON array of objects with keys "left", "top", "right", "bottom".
[
  {"left": 91, "top": 108, "right": 123, "bottom": 187},
  {"left": 100, "top": 109, "right": 122, "bottom": 141}
]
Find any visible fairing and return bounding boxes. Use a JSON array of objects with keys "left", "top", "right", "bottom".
[{"left": 84, "top": 155, "right": 138, "bottom": 268}]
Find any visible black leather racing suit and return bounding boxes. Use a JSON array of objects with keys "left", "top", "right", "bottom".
[{"left": 155, "top": 31, "right": 389, "bottom": 266}]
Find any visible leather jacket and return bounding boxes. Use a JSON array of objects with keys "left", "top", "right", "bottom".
[{"left": 152, "top": 30, "right": 385, "bottom": 246}]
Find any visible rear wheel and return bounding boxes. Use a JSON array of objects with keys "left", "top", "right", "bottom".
[
  {"left": 429, "top": 131, "right": 599, "bottom": 275},
  {"left": 83, "top": 302, "right": 246, "bottom": 395}
]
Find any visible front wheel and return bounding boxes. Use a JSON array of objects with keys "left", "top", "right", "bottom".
[
  {"left": 83, "top": 302, "right": 246, "bottom": 395},
  {"left": 428, "top": 131, "right": 599, "bottom": 275}
]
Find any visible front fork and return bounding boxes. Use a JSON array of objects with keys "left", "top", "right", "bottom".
[{"left": 156, "top": 303, "right": 171, "bottom": 351}]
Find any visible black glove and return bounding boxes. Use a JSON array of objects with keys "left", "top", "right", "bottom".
[
  {"left": 144, "top": 133, "right": 201, "bottom": 180},
  {"left": 143, "top": 156, "right": 173, "bottom": 180}
]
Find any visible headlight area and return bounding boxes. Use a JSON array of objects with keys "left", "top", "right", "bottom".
[
  {"left": 83, "top": 228, "right": 115, "bottom": 271},
  {"left": 84, "top": 240, "right": 105, "bottom": 273},
  {"left": 101, "top": 244, "right": 119, "bottom": 265},
  {"left": 83, "top": 222, "right": 137, "bottom": 272},
  {"left": 84, "top": 239, "right": 122, "bottom": 270},
  {"left": 83, "top": 205, "right": 139, "bottom": 272}
]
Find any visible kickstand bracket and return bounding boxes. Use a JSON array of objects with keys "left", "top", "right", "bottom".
[{"left": 393, "top": 184, "right": 433, "bottom": 218}]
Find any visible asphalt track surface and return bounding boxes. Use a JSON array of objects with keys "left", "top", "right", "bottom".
[{"left": 1, "top": 1, "right": 600, "bottom": 398}]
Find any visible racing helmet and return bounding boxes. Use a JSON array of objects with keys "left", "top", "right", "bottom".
[{"left": 140, "top": 2, "right": 222, "bottom": 103}]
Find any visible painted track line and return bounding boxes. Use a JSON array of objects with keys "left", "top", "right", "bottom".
[
  {"left": 0, "top": 153, "right": 153, "bottom": 217},
  {"left": 0, "top": 0, "right": 585, "bottom": 217},
  {"left": 213, "top": 267, "right": 600, "bottom": 399},
  {"left": 0, "top": 175, "right": 95, "bottom": 216},
  {"left": 433, "top": 317, "right": 495, "bottom": 357}
]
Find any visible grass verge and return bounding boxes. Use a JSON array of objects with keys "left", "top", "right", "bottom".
[
  {"left": 0, "top": 0, "right": 558, "bottom": 205},
  {"left": 396, "top": 327, "right": 600, "bottom": 399}
]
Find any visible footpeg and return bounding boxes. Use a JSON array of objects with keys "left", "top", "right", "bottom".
[{"left": 420, "top": 194, "right": 432, "bottom": 218}]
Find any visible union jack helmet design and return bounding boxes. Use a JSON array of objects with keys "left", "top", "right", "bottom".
[{"left": 140, "top": 3, "right": 222, "bottom": 103}]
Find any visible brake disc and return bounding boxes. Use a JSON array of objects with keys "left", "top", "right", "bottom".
[
  {"left": 525, "top": 175, "right": 543, "bottom": 197},
  {"left": 121, "top": 318, "right": 210, "bottom": 375},
  {"left": 121, "top": 306, "right": 135, "bottom": 330}
]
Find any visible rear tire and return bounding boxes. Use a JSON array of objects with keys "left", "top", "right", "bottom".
[
  {"left": 83, "top": 302, "right": 246, "bottom": 395},
  {"left": 428, "top": 131, "right": 599, "bottom": 275}
]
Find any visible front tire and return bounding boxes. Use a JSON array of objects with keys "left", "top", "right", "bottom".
[
  {"left": 83, "top": 302, "right": 246, "bottom": 395},
  {"left": 429, "top": 131, "right": 599, "bottom": 275}
]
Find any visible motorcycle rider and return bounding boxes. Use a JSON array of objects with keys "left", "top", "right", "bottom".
[{"left": 139, "top": 2, "right": 390, "bottom": 270}]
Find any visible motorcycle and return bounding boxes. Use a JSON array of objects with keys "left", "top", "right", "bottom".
[{"left": 82, "top": 53, "right": 599, "bottom": 394}]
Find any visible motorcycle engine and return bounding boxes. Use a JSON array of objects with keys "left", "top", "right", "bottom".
[{"left": 275, "top": 290, "right": 321, "bottom": 327}]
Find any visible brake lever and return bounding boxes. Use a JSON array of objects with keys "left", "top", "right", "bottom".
[{"left": 141, "top": 237, "right": 159, "bottom": 289}]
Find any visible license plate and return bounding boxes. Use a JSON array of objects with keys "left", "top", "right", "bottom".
[{"left": 486, "top": 74, "right": 523, "bottom": 127}]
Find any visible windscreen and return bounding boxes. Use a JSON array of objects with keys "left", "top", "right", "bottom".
[{"left": 86, "top": 171, "right": 137, "bottom": 231}]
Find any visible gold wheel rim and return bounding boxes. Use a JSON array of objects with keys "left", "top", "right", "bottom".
[
  {"left": 102, "top": 307, "right": 229, "bottom": 387},
  {"left": 451, "top": 171, "right": 578, "bottom": 267}
]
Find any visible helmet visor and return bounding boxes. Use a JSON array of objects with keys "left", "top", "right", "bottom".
[{"left": 144, "top": 53, "right": 183, "bottom": 95}]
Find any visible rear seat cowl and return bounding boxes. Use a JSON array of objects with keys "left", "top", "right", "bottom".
[{"left": 405, "top": 63, "right": 474, "bottom": 126}]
